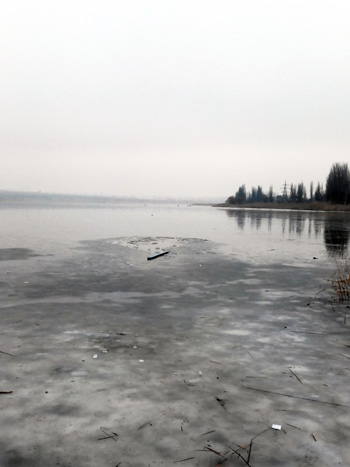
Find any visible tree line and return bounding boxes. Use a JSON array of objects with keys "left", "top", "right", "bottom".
[{"left": 226, "top": 163, "right": 350, "bottom": 205}]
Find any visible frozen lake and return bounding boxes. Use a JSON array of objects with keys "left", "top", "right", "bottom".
[{"left": 1, "top": 203, "right": 350, "bottom": 466}]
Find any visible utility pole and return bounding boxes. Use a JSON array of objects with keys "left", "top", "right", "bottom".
[{"left": 281, "top": 181, "right": 289, "bottom": 202}]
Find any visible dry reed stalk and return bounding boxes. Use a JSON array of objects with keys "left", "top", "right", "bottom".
[{"left": 332, "top": 257, "right": 350, "bottom": 301}]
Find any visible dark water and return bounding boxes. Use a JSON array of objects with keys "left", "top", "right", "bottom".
[
  {"left": 224, "top": 208, "right": 350, "bottom": 260},
  {"left": 0, "top": 203, "right": 349, "bottom": 264}
]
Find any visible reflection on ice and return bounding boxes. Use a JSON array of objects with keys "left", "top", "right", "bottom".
[
  {"left": 324, "top": 224, "right": 350, "bottom": 258},
  {"left": 223, "top": 208, "right": 350, "bottom": 258}
]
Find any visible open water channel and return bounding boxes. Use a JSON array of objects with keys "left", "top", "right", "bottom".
[{"left": 1, "top": 203, "right": 350, "bottom": 264}]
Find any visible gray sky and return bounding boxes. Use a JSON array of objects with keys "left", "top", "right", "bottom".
[{"left": 1, "top": 1, "right": 350, "bottom": 199}]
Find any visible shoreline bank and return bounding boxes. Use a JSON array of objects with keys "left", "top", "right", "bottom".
[{"left": 213, "top": 201, "right": 350, "bottom": 212}]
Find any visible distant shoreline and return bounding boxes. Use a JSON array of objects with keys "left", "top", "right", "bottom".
[
  {"left": 0, "top": 190, "right": 202, "bottom": 207},
  {"left": 213, "top": 201, "right": 350, "bottom": 212}
]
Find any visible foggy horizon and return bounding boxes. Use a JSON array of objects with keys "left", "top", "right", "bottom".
[{"left": 1, "top": 1, "right": 350, "bottom": 199}]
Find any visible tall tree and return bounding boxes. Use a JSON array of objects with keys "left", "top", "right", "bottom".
[
  {"left": 252, "top": 187, "right": 257, "bottom": 203},
  {"left": 314, "top": 182, "right": 325, "bottom": 201},
  {"left": 326, "top": 163, "right": 350, "bottom": 204},
  {"left": 268, "top": 186, "right": 274, "bottom": 202},
  {"left": 297, "top": 182, "right": 306, "bottom": 203},
  {"left": 310, "top": 181, "right": 314, "bottom": 201},
  {"left": 289, "top": 183, "right": 297, "bottom": 202},
  {"left": 235, "top": 184, "right": 247, "bottom": 204},
  {"left": 256, "top": 186, "right": 264, "bottom": 202}
]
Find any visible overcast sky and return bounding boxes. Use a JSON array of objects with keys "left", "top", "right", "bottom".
[{"left": 1, "top": 1, "right": 350, "bottom": 199}]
